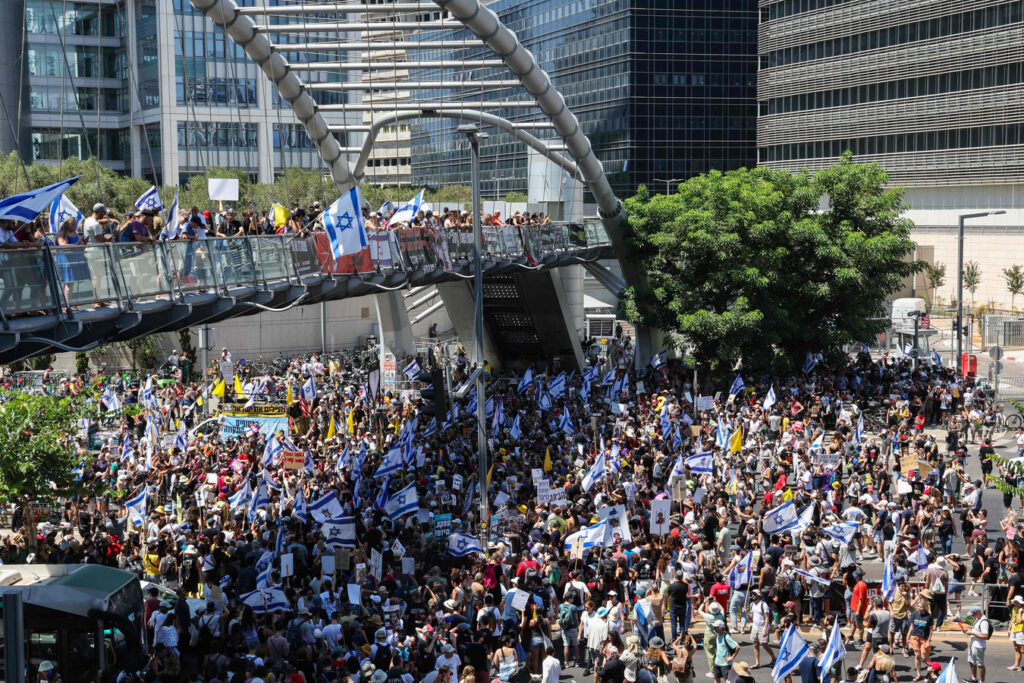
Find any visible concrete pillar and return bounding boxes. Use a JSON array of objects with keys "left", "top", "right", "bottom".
[
  {"left": 374, "top": 290, "right": 416, "bottom": 359},
  {"left": 435, "top": 281, "right": 501, "bottom": 367},
  {"left": 557, "top": 264, "right": 585, "bottom": 346},
  {"left": 0, "top": 2, "right": 28, "bottom": 166},
  {"left": 548, "top": 269, "right": 585, "bottom": 369}
]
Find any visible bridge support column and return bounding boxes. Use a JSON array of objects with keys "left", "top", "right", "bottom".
[
  {"left": 375, "top": 291, "right": 416, "bottom": 360},
  {"left": 549, "top": 268, "right": 586, "bottom": 370},
  {"left": 435, "top": 281, "right": 501, "bottom": 368}
]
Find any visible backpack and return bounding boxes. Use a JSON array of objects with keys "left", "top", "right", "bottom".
[
  {"left": 286, "top": 617, "right": 306, "bottom": 650},
  {"left": 373, "top": 644, "right": 391, "bottom": 671},
  {"left": 558, "top": 603, "right": 578, "bottom": 631}
]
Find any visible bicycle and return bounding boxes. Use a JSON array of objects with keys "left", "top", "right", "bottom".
[{"left": 1004, "top": 404, "right": 1023, "bottom": 431}]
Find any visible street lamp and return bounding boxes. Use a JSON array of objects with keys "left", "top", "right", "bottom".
[
  {"left": 957, "top": 210, "right": 1007, "bottom": 367},
  {"left": 653, "top": 178, "right": 685, "bottom": 195},
  {"left": 457, "top": 123, "right": 490, "bottom": 536}
]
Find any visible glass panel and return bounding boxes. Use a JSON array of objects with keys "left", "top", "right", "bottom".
[
  {"left": 0, "top": 248, "right": 58, "bottom": 315},
  {"left": 252, "top": 237, "right": 289, "bottom": 282},
  {"left": 111, "top": 244, "right": 170, "bottom": 299},
  {"left": 210, "top": 238, "right": 257, "bottom": 287},
  {"left": 162, "top": 240, "right": 217, "bottom": 292},
  {"left": 52, "top": 244, "right": 119, "bottom": 305}
]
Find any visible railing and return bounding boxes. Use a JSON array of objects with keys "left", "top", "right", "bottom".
[{"left": 0, "top": 221, "right": 610, "bottom": 322}]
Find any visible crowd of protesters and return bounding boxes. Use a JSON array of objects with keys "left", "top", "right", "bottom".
[{"left": 7, "top": 336, "right": 1024, "bottom": 683}]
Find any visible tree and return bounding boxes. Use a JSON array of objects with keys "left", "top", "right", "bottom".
[
  {"left": 963, "top": 261, "right": 982, "bottom": 309},
  {"left": 621, "top": 152, "right": 921, "bottom": 372},
  {"left": 925, "top": 263, "right": 946, "bottom": 305},
  {"left": 1005, "top": 265, "right": 1024, "bottom": 310},
  {"left": 501, "top": 191, "right": 529, "bottom": 203}
]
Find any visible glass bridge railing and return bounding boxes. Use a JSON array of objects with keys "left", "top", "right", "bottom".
[{"left": 0, "top": 221, "right": 610, "bottom": 320}]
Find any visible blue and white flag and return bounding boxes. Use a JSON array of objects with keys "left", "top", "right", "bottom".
[
  {"left": 309, "top": 491, "right": 343, "bottom": 523},
  {"left": 932, "top": 350, "right": 942, "bottom": 367},
  {"left": 301, "top": 376, "right": 317, "bottom": 402},
  {"left": 538, "top": 391, "right": 552, "bottom": 411},
  {"left": 763, "top": 500, "right": 799, "bottom": 533},
  {"left": 403, "top": 358, "right": 421, "bottom": 381},
  {"left": 819, "top": 623, "right": 847, "bottom": 677},
  {"left": 558, "top": 406, "right": 574, "bottom": 435},
  {"left": 790, "top": 504, "right": 816, "bottom": 533},
  {"left": 120, "top": 435, "right": 134, "bottom": 462},
  {"left": 385, "top": 480, "right": 418, "bottom": 519},
  {"left": 772, "top": 625, "right": 809, "bottom": 682},
  {"left": 257, "top": 564, "right": 272, "bottom": 589},
  {"left": 321, "top": 515, "right": 357, "bottom": 547},
  {"left": 562, "top": 520, "right": 609, "bottom": 552},
  {"left": 633, "top": 599, "right": 656, "bottom": 645},
  {"left": 49, "top": 192, "right": 82, "bottom": 232},
  {"left": 336, "top": 444, "right": 351, "bottom": 472},
  {"left": 240, "top": 587, "right": 291, "bottom": 613},
  {"left": 728, "top": 551, "right": 755, "bottom": 589},
  {"left": 547, "top": 372, "right": 567, "bottom": 400},
  {"left": 729, "top": 375, "right": 745, "bottom": 396},
  {"left": 601, "top": 369, "right": 616, "bottom": 386},
  {"left": 650, "top": 350, "right": 667, "bottom": 369},
  {"left": 323, "top": 186, "right": 368, "bottom": 258},
  {"left": 763, "top": 385, "right": 776, "bottom": 411},
  {"left": 910, "top": 545, "right": 929, "bottom": 571},
  {"left": 229, "top": 477, "right": 253, "bottom": 511},
  {"left": 672, "top": 425, "right": 683, "bottom": 451},
  {"left": 667, "top": 454, "right": 687, "bottom": 485},
  {"left": 385, "top": 189, "right": 425, "bottom": 226},
  {"left": 606, "top": 441, "right": 622, "bottom": 475},
  {"left": 936, "top": 658, "right": 959, "bottom": 683},
  {"left": 716, "top": 420, "right": 729, "bottom": 449},
  {"left": 903, "top": 342, "right": 913, "bottom": 356},
  {"left": 882, "top": 552, "right": 897, "bottom": 600},
  {"left": 263, "top": 434, "right": 282, "bottom": 466},
  {"left": 374, "top": 477, "right": 390, "bottom": 511},
  {"left": 124, "top": 488, "right": 147, "bottom": 526},
  {"left": 803, "top": 351, "right": 819, "bottom": 374},
  {"left": 509, "top": 413, "right": 522, "bottom": 441},
  {"left": 378, "top": 199, "right": 395, "bottom": 216},
  {"left": 809, "top": 431, "right": 824, "bottom": 452},
  {"left": 517, "top": 367, "right": 534, "bottom": 394},
  {"left": 161, "top": 190, "right": 180, "bottom": 240},
  {"left": 375, "top": 445, "right": 404, "bottom": 478},
  {"left": 685, "top": 451, "right": 714, "bottom": 475},
  {"left": 821, "top": 521, "right": 859, "bottom": 546},
  {"left": 448, "top": 532, "right": 485, "bottom": 557},
  {"left": 356, "top": 441, "right": 368, "bottom": 471},
  {"left": 141, "top": 376, "right": 156, "bottom": 408},
  {"left": 581, "top": 451, "right": 606, "bottom": 492},
  {"left": 174, "top": 422, "right": 188, "bottom": 453},
  {"left": 491, "top": 399, "right": 505, "bottom": 437},
  {"left": 102, "top": 386, "right": 122, "bottom": 413},
  {"left": 0, "top": 176, "right": 79, "bottom": 223},
  {"left": 854, "top": 414, "right": 865, "bottom": 444},
  {"left": 292, "top": 489, "right": 308, "bottom": 523},
  {"left": 134, "top": 185, "right": 164, "bottom": 213},
  {"left": 304, "top": 448, "right": 315, "bottom": 475},
  {"left": 792, "top": 567, "right": 833, "bottom": 587},
  {"left": 249, "top": 482, "right": 270, "bottom": 521}
]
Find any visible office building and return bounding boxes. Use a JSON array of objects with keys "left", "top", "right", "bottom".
[{"left": 409, "top": 0, "right": 760, "bottom": 202}]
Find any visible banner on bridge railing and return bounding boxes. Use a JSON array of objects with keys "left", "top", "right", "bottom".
[{"left": 314, "top": 233, "right": 375, "bottom": 274}]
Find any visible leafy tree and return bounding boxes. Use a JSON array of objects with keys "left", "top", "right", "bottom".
[
  {"left": 501, "top": 191, "right": 529, "bottom": 203},
  {"left": 963, "top": 261, "right": 982, "bottom": 309},
  {"left": 622, "top": 152, "right": 921, "bottom": 372},
  {"left": 925, "top": 263, "right": 946, "bottom": 305},
  {"left": 1004, "top": 265, "right": 1024, "bottom": 310}
]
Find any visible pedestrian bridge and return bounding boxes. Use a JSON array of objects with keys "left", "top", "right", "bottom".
[{"left": 0, "top": 223, "right": 612, "bottom": 365}]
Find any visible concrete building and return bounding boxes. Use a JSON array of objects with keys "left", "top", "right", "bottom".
[{"left": 758, "top": 0, "right": 1024, "bottom": 310}]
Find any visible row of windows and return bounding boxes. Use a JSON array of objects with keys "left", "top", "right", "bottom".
[
  {"left": 762, "top": 0, "right": 856, "bottom": 23},
  {"left": 174, "top": 30, "right": 248, "bottom": 61},
  {"left": 25, "top": 0, "right": 123, "bottom": 37},
  {"left": 366, "top": 158, "right": 411, "bottom": 168},
  {"left": 176, "top": 122, "right": 259, "bottom": 150},
  {"left": 762, "top": 123, "right": 1024, "bottom": 162},
  {"left": 174, "top": 77, "right": 258, "bottom": 107},
  {"left": 764, "top": 1, "right": 1022, "bottom": 68},
  {"left": 27, "top": 45, "right": 125, "bottom": 80},
  {"left": 29, "top": 85, "right": 126, "bottom": 113},
  {"left": 31, "top": 128, "right": 127, "bottom": 162},
  {"left": 273, "top": 124, "right": 314, "bottom": 150},
  {"left": 765, "top": 61, "right": 1024, "bottom": 115}
]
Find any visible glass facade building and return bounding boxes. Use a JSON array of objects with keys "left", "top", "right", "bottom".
[{"left": 410, "top": 0, "right": 759, "bottom": 201}]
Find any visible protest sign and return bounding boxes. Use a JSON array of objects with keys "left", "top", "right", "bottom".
[{"left": 650, "top": 499, "right": 672, "bottom": 535}]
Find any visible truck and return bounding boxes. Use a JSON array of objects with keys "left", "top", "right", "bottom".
[{"left": 889, "top": 297, "right": 938, "bottom": 355}]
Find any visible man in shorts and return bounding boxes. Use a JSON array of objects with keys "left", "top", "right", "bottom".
[
  {"left": 749, "top": 590, "right": 775, "bottom": 668},
  {"left": 858, "top": 596, "right": 891, "bottom": 669},
  {"left": 887, "top": 579, "right": 911, "bottom": 655},
  {"left": 960, "top": 605, "right": 990, "bottom": 683},
  {"left": 712, "top": 621, "right": 740, "bottom": 683}
]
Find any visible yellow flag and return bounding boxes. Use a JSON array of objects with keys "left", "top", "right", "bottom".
[
  {"left": 726, "top": 479, "right": 738, "bottom": 495},
  {"left": 286, "top": 382, "right": 293, "bottom": 406},
  {"left": 176, "top": 493, "right": 183, "bottom": 523},
  {"left": 326, "top": 416, "right": 336, "bottom": 440},
  {"left": 347, "top": 406, "right": 355, "bottom": 434},
  {"left": 211, "top": 379, "right": 225, "bottom": 398},
  {"left": 234, "top": 375, "right": 245, "bottom": 399},
  {"left": 728, "top": 426, "right": 743, "bottom": 453},
  {"left": 487, "top": 463, "right": 494, "bottom": 487},
  {"left": 196, "top": 394, "right": 204, "bottom": 407},
  {"left": 543, "top": 447, "right": 552, "bottom": 473},
  {"left": 781, "top": 488, "right": 793, "bottom": 502},
  {"left": 272, "top": 201, "right": 290, "bottom": 227}
]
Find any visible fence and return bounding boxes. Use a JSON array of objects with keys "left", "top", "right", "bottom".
[{"left": 982, "top": 314, "right": 1024, "bottom": 347}]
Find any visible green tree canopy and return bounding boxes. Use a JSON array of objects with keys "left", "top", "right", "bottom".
[{"left": 622, "top": 153, "right": 921, "bottom": 372}]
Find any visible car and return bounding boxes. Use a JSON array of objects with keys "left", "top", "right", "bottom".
[{"left": 139, "top": 580, "right": 208, "bottom": 619}]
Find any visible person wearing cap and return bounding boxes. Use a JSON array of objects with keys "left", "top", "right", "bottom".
[
  {"left": 711, "top": 620, "right": 740, "bottom": 683},
  {"left": 749, "top": 589, "right": 775, "bottom": 668},
  {"left": 848, "top": 568, "right": 868, "bottom": 645},
  {"left": 958, "top": 604, "right": 990, "bottom": 682},
  {"left": 435, "top": 642, "right": 461, "bottom": 673},
  {"left": 82, "top": 203, "right": 118, "bottom": 244},
  {"left": 1010, "top": 595, "right": 1024, "bottom": 670}
]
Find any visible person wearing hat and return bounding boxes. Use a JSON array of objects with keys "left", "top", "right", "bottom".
[
  {"left": 731, "top": 661, "right": 754, "bottom": 683},
  {"left": 586, "top": 606, "right": 610, "bottom": 676},
  {"left": 848, "top": 568, "right": 868, "bottom": 645},
  {"left": 959, "top": 605, "right": 990, "bottom": 682},
  {"left": 711, "top": 620, "right": 740, "bottom": 683},
  {"left": 35, "top": 660, "right": 58, "bottom": 682},
  {"left": 1010, "top": 595, "right": 1024, "bottom": 670},
  {"left": 435, "top": 642, "right": 461, "bottom": 674},
  {"left": 749, "top": 590, "right": 775, "bottom": 668}
]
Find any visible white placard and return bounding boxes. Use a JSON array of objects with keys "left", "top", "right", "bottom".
[
  {"left": 538, "top": 487, "right": 566, "bottom": 506},
  {"left": 369, "top": 548, "right": 383, "bottom": 581},
  {"left": 650, "top": 499, "right": 672, "bottom": 535},
  {"left": 510, "top": 589, "right": 530, "bottom": 612},
  {"left": 392, "top": 539, "right": 406, "bottom": 558},
  {"left": 493, "top": 491, "right": 510, "bottom": 507},
  {"left": 206, "top": 473, "right": 218, "bottom": 484},
  {"left": 208, "top": 178, "right": 239, "bottom": 201},
  {"left": 347, "top": 583, "right": 361, "bottom": 606},
  {"left": 635, "top": 381, "right": 645, "bottom": 394},
  {"left": 598, "top": 504, "right": 632, "bottom": 545},
  {"left": 531, "top": 468, "right": 544, "bottom": 482},
  {"left": 321, "top": 555, "right": 336, "bottom": 578},
  {"left": 696, "top": 396, "right": 714, "bottom": 411},
  {"left": 280, "top": 552, "right": 295, "bottom": 577},
  {"left": 813, "top": 452, "right": 842, "bottom": 469},
  {"left": 452, "top": 474, "right": 463, "bottom": 491},
  {"left": 402, "top": 557, "right": 415, "bottom": 575}
]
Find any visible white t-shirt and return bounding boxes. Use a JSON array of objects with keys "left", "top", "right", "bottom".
[
  {"left": 970, "top": 616, "right": 991, "bottom": 649},
  {"left": 751, "top": 600, "right": 771, "bottom": 631},
  {"left": 435, "top": 653, "right": 461, "bottom": 671}
]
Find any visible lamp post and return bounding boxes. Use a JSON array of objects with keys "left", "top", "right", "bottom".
[
  {"left": 653, "top": 178, "right": 685, "bottom": 196},
  {"left": 458, "top": 123, "right": 490, "bottom": 536},
  {"left": 957, "top": 210, "right": 1006, "bottom": 369}
]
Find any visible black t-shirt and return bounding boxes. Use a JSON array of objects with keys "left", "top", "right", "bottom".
[
  {"left": 464, "top": 641, "right": 490, "bottom": 671},
  {"left": 636, "top": 560, "right": 655, "bottom": 581},
  {"left": 668, "top": 580, "right": 689, "bottom": 610}
]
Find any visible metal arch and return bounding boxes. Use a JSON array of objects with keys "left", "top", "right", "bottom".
[{"left": 351, "top": 110, "right": 583, "bottom": 184}]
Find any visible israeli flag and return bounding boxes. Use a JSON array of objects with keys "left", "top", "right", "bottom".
[
  {"left": 356, "top": 441, "right": 367, "bottom": 471},
  {"left": 790, "top": 504, "right": 816, "bottom": 533},
  {"left": 685, "top": 451, "right": 714, "bottom": 475},
  {"left": 821, "top": 521, "right": 859, "bottom": 546},
  {"left": 321, "top": 515, "right": 357, "bottom": 547},
  {"left": 485, "top": 395, "right": 495, "bottom": 419},
  {"left": 509, "top": 413, "right": 522, "bottom": 441},
  {"left": 932, "top": 350, "right": 942, "bottom": 367},
  {"left": 763, "top": 385, "right": 776, "bottom": 411},
  {"left": 448, "top": 532, "right": 485, "bottom": 557},
  {"left": 161, "top": 190, "right": 180, "bottom": 240},
  {"left": 262, "top": 467, "right": 281, "bottom": 492},
  {"left": 120, "top": 435, "right": 134, "bottom": 462},
  {"left": 716, "top": 420, "right": 729, "bottom": 449},
  {"left": 538, "top": 391, "right": 552, "bottom": 411},
  {"left": 517, "top": 367, "right": 534, "bottom": 394},
  {"left": 882, "top": 553, "right": 897, "bottom": 600},
  {"left": 581, "top": 451, "right": 606, "bottom": 492},
  {"left": 423, "top": 417, "right": 437, "bottom": 437},
  {"left": 309, "top": 490, "right": 343, "bottom": 523},
  {"left": 854, "top": 414, "right": 865, "bottom": 444},
  {"left": 610, "top": 372, "right": 629, "bottom": 398},
  {"left": 818, "top": 623, "right": 847, "bottom": 677},
  {"left": 292, "top": 488, "right": 308, "bottom": 523},
  {"left": 547, "top": 372, "right": 567, "bottom": 399},
  {"left": 903, "top": 342, "right": 913, "bottom": 356},
  {"left": 374, "top": 477, "right": 390, "bottom": 511},
  {"left": 728, "top": 550, "right": 755, "bottom": 589},
  {"left": 249, "top": 482, "right": 270, "bottom": 522},
  {"left": 352, "top": 474, "right": 362, "bottom": 508},
  {"left": 49, "top": 192, "right": 82, "bottom": 232},
  {"left": 378, "top": 199, "right": 395, "bottom": 216},
  {"left": 0, "top": 175, "right": 79, "bottom": 222},
  {"left": 301, "top": 376, "right": 317, "bottom": 402},
  {"left": 229, "top": 477, "right": 253, "bottom": 511},
  {"left": 375, "top": 445, "right": 404, "bottom": 478},
  {"left": 634, "top": 599, "right": 656, "bottom": 645},
  {"left": 607, "top": 441, "right": 622, "bottom": 475},
  {"left": 936, "top": 658, "right": 959, "bottom": 683},
  {"left": 729, "top": 375, "right": 745, "bottom": 396},
  {"left": 562, "top": 520, "right": 609, "bottom": 552},
  {"left": 257, "top": 564, "right": 272, "bottom": 589},
  {"left": 792, "top": 567, "right": 833, "bottom": 587},
  {"left": 403, "top": 358, "right": 421, "bottom": 381},
  {"left": 558, "top": 406, "right": 574, "bottom": 435},
  {"left": 601, "top": 369, "right": 616, "bottom": 386},
  {"left": 772, "top": 625, "right": 809, "bottom": 682},
  {"left": 336, "top": 444, "right": 351, "bottom": 472},
  {"left": 910, "top": 545, "right": 929, "bottom": 571},
  {"left": 102, "top": 386, "right": 122, "bottom": 413},
  {"left": 134, "top": 185, "right": 164, "bottom": 213},
  {"left": 650, "top": 350, "right": 667, "bottom": 369},
  {"left": 304, "top": 448, "right": 315, "bottom": 475},
  {"left": 802, "top": 351, "right": 819, "bottom": 374},
  {"left": 491, "top": 399, "right": 504, "bottom": 437},
  {"left": 240, "top": 587, "right": 291, "bottom": 613},
  {"left": 763, "top": 500, "right": 799, "bottom": 533},
  {"left": 385, "top": 480, "right": 418, "bottom": 519},
  {"left": 672, "top": 425, "right": 683, "bottom": 450},
  {"left": 660, "top": 404, "right": 671, "bottom": 435},
  {"left": 174, "top": 422, "right": 188, "bottom": 453},
  {"left": 124, "top": 488, "right": 147, "bottom": 527},
  {"left": 385, "top": 189, "right": 425, "bottom": 226},
  {"left": 141, "top": 376, "right": 155, "bottom": 408},
  {"left": 263, "top": 434, "right": 282, "bottom": 466},
  {"left": 667, "top": 454, "right": 687, "bottom": 485},
  {"left": 323, "top": 186, "right": 369, "bottom": 258},
  {"left": 809, "top": 431, "right": 824, "bottom": 452}
]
